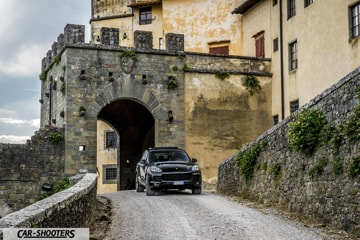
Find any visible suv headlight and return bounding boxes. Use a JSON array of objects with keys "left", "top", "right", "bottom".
[
  {"left": 192, "top": 165, "right": 200, "bottom": 171},
  {"left": 150, "top": 166, "right": 162, "bottom": 173}
]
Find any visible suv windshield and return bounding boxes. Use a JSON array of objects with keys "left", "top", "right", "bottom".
[{"left": 149, "top": 150, "right": 190, "bottom": 163}]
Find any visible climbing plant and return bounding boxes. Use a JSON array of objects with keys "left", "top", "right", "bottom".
[{"left": 241, "top": 75, "right": 261, "bottom": 95}]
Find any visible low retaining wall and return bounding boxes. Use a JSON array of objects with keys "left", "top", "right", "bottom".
[
  {"left": 218, "top": 68, "right": 360, "bottom": 236},
  {"left": 0, "top": 173, "right": 97, "bottom": 239}
]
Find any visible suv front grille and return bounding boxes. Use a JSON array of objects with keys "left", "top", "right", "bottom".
[{"left": 162, "top": 173, "right": 192, "bottom": 181}]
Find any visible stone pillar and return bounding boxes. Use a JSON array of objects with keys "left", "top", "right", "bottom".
[
  {"left": 166, "top": 33, "right": 184, "bottom": 53},
  {"left": 134, "top": 30, "right": 153, "bottom": 50},
  {"left": 100, "top": 27, "right": 119, "bottom": 46},
  {"left": 64, "top": 24, "right": 85, "bottom": 44}
]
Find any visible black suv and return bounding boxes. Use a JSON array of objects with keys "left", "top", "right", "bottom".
[{"left": 135, "top": 147, "right": 202, "bottom": 196}]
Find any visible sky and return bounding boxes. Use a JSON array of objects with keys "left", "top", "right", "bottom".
[{"left": 0, "top": 0, "right": 91, "bottom": 143}]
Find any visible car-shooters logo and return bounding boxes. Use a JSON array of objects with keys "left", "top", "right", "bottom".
[{"left": 2, "top": 228, "right": 89, "bottom": 240}]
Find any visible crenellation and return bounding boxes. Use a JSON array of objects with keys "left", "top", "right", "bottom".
[{"left": 64, "top": 24, "right": 85, "bottom": 45}]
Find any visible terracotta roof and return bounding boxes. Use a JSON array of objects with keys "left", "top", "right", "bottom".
[
  {"left": 128, "top": 0, "right": 162, "bottom": 7},
  {"left": 232, "top": 0, "right": 262, "bottom": 14}
]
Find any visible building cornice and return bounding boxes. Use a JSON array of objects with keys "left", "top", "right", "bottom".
[{"left": 232, "top": 0, "right": 262, "bottom": 14}]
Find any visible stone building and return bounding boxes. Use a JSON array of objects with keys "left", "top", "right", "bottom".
[{"left": 38, "top": 0, "right": 360, "bottom": 193}]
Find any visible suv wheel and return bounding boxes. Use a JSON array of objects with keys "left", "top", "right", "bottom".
[
  {"left": 192, "top": 187, "right": 201, "bottom": 195},
  {"left": 135, "top": 175, "right": 144, "bottom": 192},
  {"left": 146, "top": 175, "right": 156, "bottom": 196}
]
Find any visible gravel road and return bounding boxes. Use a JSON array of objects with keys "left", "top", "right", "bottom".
[{"left": 100, "top": 190, "right": 341, "bottom": 240}]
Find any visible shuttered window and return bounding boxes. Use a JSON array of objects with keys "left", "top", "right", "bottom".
[
  {"left": 255, "top": 35, "right": 265, "bottom": 58},
  {"left": 209, "top": 46, "right": 229, "bottom": 55}
]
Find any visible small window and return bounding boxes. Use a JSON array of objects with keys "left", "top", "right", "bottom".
[
  {"left": 288, "top": 0, "right": 296, "bottom": 19},
  {"left": 273, "top": 115, "right": 279, "bottom": 125},
  {"left": 273, "top": 37, "right": 279, "bottom": 52},
  {"left": 159, "top": 38, "right": 163, "bottom": 49},
  {"left": 105, "top": 131, "right": 117, "bottom": 148},
  {"left": 290, "top": 100, "right": 299, "bottom": 114},
  {"left": 304, "top": 0, "right": 314, "bottom": 8},
  {"left": 103, "top": 165, "right": 117, "bottom": 184},
  {"left": 209, "top": 46, "right": 229, "bottom": 55},
  {"left": 350, "top": 3, "right": 360, "bottom": 39},
  {"left": 289, "top": 40, "right": 298, "bottom": 71},
  {"left": 139, "top": 7, "right": 152, "bottom": 25},
  {"left": 255, "top": 34, "right": 265, "bottom": 58},
  {"left": 273, "top": 0, "right": 278, "bottom": 6}
]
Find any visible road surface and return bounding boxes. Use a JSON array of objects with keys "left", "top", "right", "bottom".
[{"left": 100, "top": 190, "right": 342, "bottom": 240}]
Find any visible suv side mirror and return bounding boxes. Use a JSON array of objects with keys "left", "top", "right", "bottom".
[{"left": 192, "top": 158, "right": 197, "bottom": 163}]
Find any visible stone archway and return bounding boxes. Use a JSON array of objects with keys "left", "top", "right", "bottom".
[
  {"left": 98, "top": 99, "right": 154, "bottom": 190},
  {"left": 88, "top": 78, "right": 168, "bottom": 191}
]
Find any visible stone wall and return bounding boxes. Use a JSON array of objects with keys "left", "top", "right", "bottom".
[
  {"left": 0, "top": 126, "right": 65, "bottom": 212},
  {"left": 218, "top": 67, "right": 360, "bottom": 236},
  {"left": 0, "top": 173, "right": 97, "bottom": 239}
]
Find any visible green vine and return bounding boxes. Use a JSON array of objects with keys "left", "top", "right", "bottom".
[
  {"left": 287, "top": 109, "right": 327, "bottom": 156},
  {"left": 167, "top": 76, "right": 178, "bottom": 89},
  {"left": 49, "top": 132, "right": 64, "bottom": 145},
  {"left": 215, "top": 71, "right": 230, "bottom": 81},
  {"left": 39, "top": 71, "right": 47, "bottom": 82},
  {"left": 340, "top": 105, "right": 360, "bottom": 142},
  {"left": 241, "top": 75, "right": 261, "bottom": 95},
  {"left": 348, "top": 156, "right": 360, "bottom": 178},
  {"left": 332, "top": 158, "right": 343, "bottom": 175},
  {"left": 269, "top": 163, "right": 282, "bottom": 180},
  {"left": 53, "top": 54, "right": 61, "bottom": 65},
  {"left": 308, "top": 157, "right": 328, "bottom": 178},
  {"left": 178, "top": 55, "right": 190, "bottom": 72},
  {"left": 234, "top": 143, "right": 262, "bottom": 183},
  {"left": 119, "top": 50, "right": 137, "bottom": 59}
]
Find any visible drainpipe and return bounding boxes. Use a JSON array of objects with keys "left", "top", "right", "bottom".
[
  {"left": 279, "top": 0, "right": 285, "bottom": 120},
  {"left": 49, "top": 83, "right": 52, "bottom": 126}
]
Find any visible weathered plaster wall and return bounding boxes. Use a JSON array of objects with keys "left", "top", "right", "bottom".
[
  {"left": 240, "top": 0, "right": 360, "bottom": 119},
  {"left": 97, "top": 120, "right": 118, "bottom": 194},
  {"left": 185, "top": 72, "right": 272, "bottom": 188},
  {"left": 218, "top": 67, "right": 360, "bottom": 236},
  {"left": 162, "top": 0, "right": 243, "bottom": 54}
]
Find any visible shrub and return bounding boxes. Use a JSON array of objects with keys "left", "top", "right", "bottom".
[
  {"left": 119, "top": 50, "right": 137, "bottom": 59},
  {"left": 39, "top": 177, "right": 73, "bottom": 199},
  {"left": 341, "top": 105, "right": 360, "bottom": 142},
  {"left": 287, "top": 109, "right": 327, "bottom": 156}
]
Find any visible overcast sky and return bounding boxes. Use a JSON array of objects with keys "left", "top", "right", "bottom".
[{"left": 0, "top": 0, "right": 91, "bottom": 143}]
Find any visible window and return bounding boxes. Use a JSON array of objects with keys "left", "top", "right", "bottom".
[
  {"left": 273, "top": 37, "right": 279, "bottom": 52},
  {"left": 255, "top": 35, "right": 265, "bottom": 58},
  {"left": 290, "top": 100, "right": 299, "bottom": 114},
  {"left": 103, "top": 165, "right": 117, "bottom": 184},
  {"left": 159, "top": 38, "right": 163, "bottom": 49},
  {"left": 350, "top": 3, "right": 360, "bottom": 39},
  {"left": 273, "top": 115, "right": 279, "bottom": 125},
  {"left": 288, "top": 0, "right": 296, "bottom": 18},
  {"left": 289, "top": 40, "right": 298, "bottom": 71},
  {"left": 273, "top": 0, "right": 278, "bottom": 6},
  {"left": 139, "top": 7, "right": 152, "bottom": 25},
  {"left": 105, "top": 131, "right": 117, "bottom": 148},
  {"left": 304, "top": 0, "right": 314, "bottom": 7},
  {"left": 209, "top": 46, "right": 229, "bottom": 55}
]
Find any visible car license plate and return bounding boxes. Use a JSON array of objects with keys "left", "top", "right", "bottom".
[{"left": 173, "top": 181, "right": 184, "bottom": 185}]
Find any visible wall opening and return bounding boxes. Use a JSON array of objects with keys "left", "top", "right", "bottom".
[{"left": 98, "top": 99, "right": 155, "bottom": 191}]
